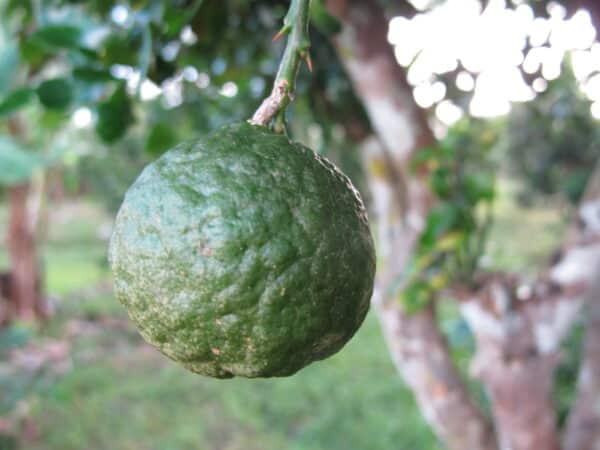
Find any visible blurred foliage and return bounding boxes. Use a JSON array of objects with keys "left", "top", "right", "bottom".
[
  {"left": 0, "top": 136, "right": 46, "bottom": 186},
  {"left": 0, "top": 0, "right": 370, "bottom": 207},
  {"left": 554, "top": 321, "right": 584, "bottom": 426},
  {"left": 501, "top": 70, "right": 600, "bottom": 205},
  {"left": 400, "top": 119, "right": 498, "bottom": 311}
]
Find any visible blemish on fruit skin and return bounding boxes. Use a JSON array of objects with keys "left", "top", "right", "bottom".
[{"left": 200, "top": 244, "right": 213, "bottom": 257}]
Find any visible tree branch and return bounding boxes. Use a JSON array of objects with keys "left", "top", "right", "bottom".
[
  {"left": 459, "top": 275, "right": 564, "bottom": 450},
  {"left": 249, "top": 0, "right": 311, "bottom": 128},
  {"left": 459, "top": 161, "right": 600, "bottom": 450}
]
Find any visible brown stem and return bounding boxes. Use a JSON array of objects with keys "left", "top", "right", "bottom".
[{"left": 249, "top": 79, "right": 290, "bottom": 126}]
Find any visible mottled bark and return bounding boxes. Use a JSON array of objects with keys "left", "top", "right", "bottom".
[
  {"left": 564, "top": 281, "right": 600, "bottom": 450},
  {"left": 325, "top": 0, "right": 434, "bottom": 228},
  {"left": 460, "top": 277, "right": 564, "bottom": 450}
]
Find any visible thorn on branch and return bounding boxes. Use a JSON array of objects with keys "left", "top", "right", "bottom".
[{"left": 305, "top": 53, "right": 313, "bottom": 72}]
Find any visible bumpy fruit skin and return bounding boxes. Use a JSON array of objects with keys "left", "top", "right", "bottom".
[{"left": 109, "top": 122, "right": 376, "bottom": 378}]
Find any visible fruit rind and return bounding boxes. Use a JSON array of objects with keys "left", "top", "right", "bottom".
[{"left": 109, "top": 122, "right": 376, "bottom": 378}]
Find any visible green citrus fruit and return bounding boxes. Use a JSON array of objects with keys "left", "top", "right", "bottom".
[{"left": 109, "top": 122, "right": 376, "bottom": 378}]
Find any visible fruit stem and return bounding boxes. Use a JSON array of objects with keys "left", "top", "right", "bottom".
[{"left": 249, "top": 0, "right": 311, "bottom": 130}]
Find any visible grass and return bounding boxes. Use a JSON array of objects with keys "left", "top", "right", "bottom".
[{"left": 26, "top": 314, "right": 440, "bottom": 450}]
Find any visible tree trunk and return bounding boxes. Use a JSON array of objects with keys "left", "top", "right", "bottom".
[
  {"left": 4, "top": 118, "right": 45, "bottom": 322},
  {"left": 6, "top": 183, "right": 42, "bottom": 321},
  {"left": 326, "top": 1, "right": 497, "bottom": 449}
]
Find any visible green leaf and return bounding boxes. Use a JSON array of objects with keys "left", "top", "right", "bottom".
[
  {"left": 37, "top": 78, "right": 73, "bottom": 110},
  {"left": 400, "top": 281, "right": 431, "bottom": 314},
  {"left": 0, "top": 88, "right": 35, "bottom": 118},
  {"left": 310, "top": 0, "right": 342, "bottom": 35},
  {"left": 0, "top": 137, "right": 46, "bottom": 186},
  {"left": 0, "top": 41, "right": 20, "bottom": 95},
  {"left": 430, "top": 168, "right": 452, "bottom": 198},
  {"left": 100, "top": 33, "right": 141, "bottom": 66},
  {"left": 146, "top": 123, "right": 177, "bottom": 156},
  {"left": 73, "top": 67, "right": 115, "bottom": 83},
  {"left": 464, "top": 173, "right": 495, "bottom": 204},
  {"left": 162, "top": 0, "right": 204, "bottom": 37},
  {"left": 29, "top": 25, "right": 81, "bottom": 50},
  {"left": 39, "top": 110, "right": 70, "bottom": 131},
  {"left": 20, "top": 39, "right": 49, "bottom": 69},
  {"left": 420, "top": 203, "right": 461, "bottom": 250},
  {"left": 96, "top": 84, "right": 134, "bottom": 143}
]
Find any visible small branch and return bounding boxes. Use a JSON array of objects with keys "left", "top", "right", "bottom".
[
  {"left": 459, "top": 160, "right": 600, "bottom": 450},
  {"left": 459, "top": 275, "right": 563, "bottom": 450},
  {"left": 249, "top": 0, "right": 311, "bottom": 128}
]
